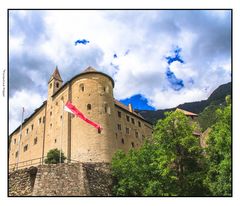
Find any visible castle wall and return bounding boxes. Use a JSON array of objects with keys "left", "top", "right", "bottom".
[
  {"left": 9, "top": 163, "right": 112, "bottom": 196},
  {"left": 9, "top": 68, "right": 153, "bottom": 168},
  {"left": 9, "top": 105, "right": 46, "bottom": 169}
]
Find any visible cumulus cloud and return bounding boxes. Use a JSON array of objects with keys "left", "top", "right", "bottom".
[{"left": 9, "top": 10, "right": 231, "bottom": 133}]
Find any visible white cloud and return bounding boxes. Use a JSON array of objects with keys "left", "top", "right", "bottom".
[
  {"left": 9, "top": 90, "right": 45, "bottom": 133},
  {"left": 9, "top": 10, "right": 231, "bottom": 131}
]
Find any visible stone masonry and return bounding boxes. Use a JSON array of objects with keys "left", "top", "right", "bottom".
[{"left": 9, "top": 162, "right": 112, "bottom": 196}]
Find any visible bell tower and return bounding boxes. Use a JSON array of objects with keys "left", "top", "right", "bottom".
[{"left": 48, "top": 66, "right": 63, "bottom": 99}]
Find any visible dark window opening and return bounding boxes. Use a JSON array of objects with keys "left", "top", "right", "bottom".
[
  {"left": 121, "top": 138, "right": 125, "bottom": 144},
  {"left": 23, "top": 144, "right": 28, "bottom": 152},
  {"left": 31, "top": 124, "right": 34, "bottom": 130},
  {"left": 54, "top": 139, "right": 57, "bottom": 143},
  {"left": 131, "top": 142, "right": 135, "bottom": 148},
  {"left": 87, "top": 104, "right": 92, "bottom": 110},
  {"left": 138, "top": 121, "right": 141, "bottom": 127},
  {"left": 49, "top": 83, "right": 52, "bottom": 89},
  {"left": 50, "top": 111, "right": 52, "bottom": 116},
  {"left": 117, "top": 124, "right": 122, "bottom": 131},
  {"left": 135, "top": 131, "right": 139, "bottom": 138},
  {"left": 39, "top": 117, "right": 41, "bottom": 124},
  {"left": 118, "top": 111, "right": 121, "bottom": 118},
  {"left": 34, "top": 137, "right": 37, "bottom": 145},
  {"left": 43, "top": 116, "right": 45, "bottom": 123},
  {"left": 131, "top": 118, "right": 135, "bottom": 124},
  {"left": 126, "top": 128, "right": 129, "bottom": 134},
  {"left": 26, "top": 128, "right": 29, "bottom": 134},
  {"left": 14, "top": 139, "right": 16, "bottom": 144},
  {"left": 80, "top": 83, "right": 84, "bottom": 92},
  {"left": 15, "top": 151, "right": 18, "bottom": 158},
  {"left": 56, "top": 82, "right": 59, "bottom": 88},
  {"left": 126, "top": 115, "right": 130, "bottom": 122}
]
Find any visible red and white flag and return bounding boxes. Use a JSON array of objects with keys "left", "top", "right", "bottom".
[{"left": 64, "top": 101, "right": 102, "bottom": 131}]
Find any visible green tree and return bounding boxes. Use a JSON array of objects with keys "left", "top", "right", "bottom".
[
  {"left": 111, "top": 111, "right": 208, "bottom": 196},
  {"left": 204, "top": 97, "right": 231, "bottom": 196},
  {"left": 45, "top": 148, "right": 66, "bottom": 164}
]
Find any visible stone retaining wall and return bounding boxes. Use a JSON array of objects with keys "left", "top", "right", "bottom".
[{"left": 9, "top": 162, "right": 112, "bottom": 196}]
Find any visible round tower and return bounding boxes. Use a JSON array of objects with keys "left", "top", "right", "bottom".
[{"left": 70, "top": 66, "right": 117, "bottom": 162}]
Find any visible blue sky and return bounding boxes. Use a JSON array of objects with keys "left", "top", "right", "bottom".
[{"left": 9, "top": 10, "right": 231, "bottom": 132}]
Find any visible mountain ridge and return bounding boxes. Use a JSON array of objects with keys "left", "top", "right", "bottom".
[{"left": 136, "top": 82, "right": 231, "bottom": 124}]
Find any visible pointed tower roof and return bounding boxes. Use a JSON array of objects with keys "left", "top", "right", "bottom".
[{"left": 48, "top": 66, "right": 63, "bottom": 83}]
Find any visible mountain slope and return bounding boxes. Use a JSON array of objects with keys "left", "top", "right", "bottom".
[{"left": 137, "top": 82, "right": 231, "bottom": 124}]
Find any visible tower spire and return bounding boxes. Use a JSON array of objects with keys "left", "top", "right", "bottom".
[{"left": 49, "top": 66, "right": 63, "bottom": 83}]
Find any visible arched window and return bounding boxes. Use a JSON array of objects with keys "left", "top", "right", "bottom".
[
  {"left": 80, "top": 83, "right": 84, "bottom": 92},
  {"left": 87, "top": 104, "right": 91, "bottom": 110}
]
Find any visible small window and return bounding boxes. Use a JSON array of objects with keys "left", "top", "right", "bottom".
[
  {"left": 117, "top": 124, "right": 122, "bottom": 131},
  {"left": 50, "top": 123, "right": 52, "bottom": 127},
  {"left": 131, "top": 118, "right": 135, "bottom": 124},
  {"left": 54, "top": 139, "right": 57, "bottom": 143},
  {"left": 121, "top": 138, "right": 125, "bottom": 144},
  {"left": 56, "top": 102, "right": 58, "bottom": 106},
  {"left": 26, "top": 128, "right": 29, "bottom": 134},
  {"left": 126, "top": 115, "right": 130, "bottom": 122},
  {"left": 80, "top": 83, "right": 84, "bottom": 92},
  {"left": 131, "top": 142, "right": 135, "bottom": 148},
  {"left": 56, "top": 82, "right": 59, "bottom": 88},
  {"left": 15, "top": 151, "right": 18, "bottom": 158},
  {"left": 87, "top": 104, "right": 92, "bottom": 110},
  {"left": 43, "top": 116, "right": 45, "bottom": 123},
  {"left": 135, "top": 131, "right": 139, "bottom": 138},
  {"left": 31, "top": 124, "right": 34, "bottom": 130},
  {"left": 105, "top": 104, "right": 111, "bottom": 114},
  {"left": 34, "top": 137, "right": 37, "bottom": 145},
  {"left": 118, "top": 111, "right": 121, "bottom": 118},
  {"left": 50, "top": 111, "right": 52, "bottom": 116},
  {"left": 23, "top": 144, "right": 28, "bottom": 152},
  {"left": 39, "top": 117, "right": 42, "bottom": 124},
  {"left": 14, "top": 139, "right": 16, "bottom": 144},
  {"left": 138, "top": 121, "right": 141, "bottom": 127},
  {"left": 50, "top": 83, "right": 52, "bottom": 89},
  {"left": 60, "top": 115, "right": 62, "bottom": 119},
  {"left": 126, "top": 128, "right": 129, "bottom": 134}
]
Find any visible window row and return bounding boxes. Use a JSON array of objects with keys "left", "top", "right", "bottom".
[
  {"left": 120, "top": 138, "right": 136, "bottom": 148},
  {"left": 118, "top": 111, "right": 142, "bottom": 127},
  {"left": 79, "top": 83, "right": 110, "bottom": 93}
]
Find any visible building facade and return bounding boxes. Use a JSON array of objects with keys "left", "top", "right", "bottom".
[{"left": 9, "top": 67, "right": 153, "bottom": 169}]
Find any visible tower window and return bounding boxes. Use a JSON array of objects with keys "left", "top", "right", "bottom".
[
  {"left": 50, "top": 83, "right": 52, "bottom": 89},
  {"left": 23, "top": 144, "right": 28, "bottom": 152},
  {"left": 121, "top": 138, "right": 125, "bottom": 144},
  {"left": 34, "top": 137, "right": 38, "bottom": 145},
  {"left": 80, "top": 83, "right": 84, "bottom": 92},
  {"left": 14, "top": 139, "right": 16, "bottom": 144},
  {"left": 87, "top": 104, "right": 92, "bottom": 110},
  {"left": 56, "top": 82, "right": 59, "bottom": 88}
]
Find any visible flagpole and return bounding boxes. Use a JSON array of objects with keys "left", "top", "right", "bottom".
[
  {"left": 60, "top": 100, "right": 64, "bottom": 164},
  {"left": 16, "top": 107, "right": 24, "bottom": 170}
]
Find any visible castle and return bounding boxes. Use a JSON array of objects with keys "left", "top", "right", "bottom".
[{"left": 9, "top": 67, "right": 153, "bottom": 170}]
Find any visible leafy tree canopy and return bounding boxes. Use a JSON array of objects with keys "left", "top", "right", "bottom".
[{"left": 45, "top": 148, "right": 66, "bottom": 164}]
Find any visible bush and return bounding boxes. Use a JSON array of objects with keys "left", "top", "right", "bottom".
[{"left": 45, "top": 148, "right": 66, "bottom": 164}]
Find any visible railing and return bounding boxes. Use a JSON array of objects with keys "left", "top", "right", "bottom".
[{"left": 9, "top": 157, "right": 82, "bottom": 172}]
